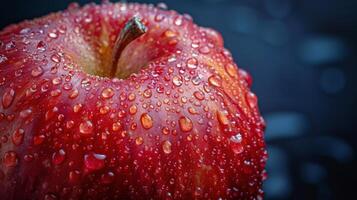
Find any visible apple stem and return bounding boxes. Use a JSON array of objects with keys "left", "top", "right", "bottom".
[{"left": 110, "top": 17, "right": 147, "bottom": 78}]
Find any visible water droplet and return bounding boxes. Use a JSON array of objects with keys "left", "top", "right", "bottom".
[
  {"left": 36, "top": 41, "right": 46, "bottom": 52},
  {"left": 162, "top": 127, "right": 170, "bottom": 135},
  {"left": 48, "top": 32, "right": 58, "bottom": 39},
  {"left": 73, "top": 103, "right": 82, "bottom": 113},
  {"left": 101, "top": 171, "right": 115, "bottom": 184},
  {"left": 51, "top": 54, "right": 60, "bottom": 63},
  {"left": 129, "top": 105, "right": 137, "bottom": 115},
  {"left": 193, "top": 91, "right": 205, "bottom": 100},
  {"left": 2, "top": 88, "right": 15, "bottom": 109},
  {"left": 140, "top": 113, "right": 153, "bottom": 129},
  {"left": 3, "top": 151, "right": 18, "bottom": 167},
  {"left": 174, "top": 16, "right": 183, "bottom": 26},
  {"left": 208, "top": 75, "right": 222, "bottom": 87},
  {"left": 246, "top": 92, "right": 258, "bottom": 108},
  {"left": 155, "top": 14, "right": 165, "bottom": 22},
  {"left": 112, "top": 122, "right": 122, "bottom": 131},
  {"left": 52, "top": 77, "right": 62, "bottom": 85},
  {"left": 162, "top": 140, "right": 172, "bottom": 154},
  {"left": 187, "top": 58, "right": 198, "bottom": 69},
  {"left": 69, "top": 89, "right": 79, "bottom": 99},
  {"left": 135, "top": 137, "right": 144, "bottom": 145},
  {"left": 79, "top": 120, "right": 94, "bottom": 136},
  {"left": 173, "top": 75, "right": 183, "bottom": 86},
  {"left": 84, "top": 152, "right": 106, "bottom": 171},
  {"left": 50, "top": 89, "right": 62, "bottom": 97},
  {"left": 31, "top": 66, "right": 44, "bottom": 77},
  {"left": 12, "top": 128, "right": 24, "bottom": 146},
  {"left": 66, "top": 121, "right": 75, "bottom": 129},
  {"left": 225, "top": 63, "right": 237, "bottom": 78},
  {"left": 69, "top": 170, "right": 81, "bottom": 184},
  {"left": 143, "top": 89, "right": 152, "bottom": 98},
  {"left": 128, "top": 93, "right": 136, "bottom": 101},
  {"left": 33, "top": 134, "right": 45, "bottom": 145},
  {"left": 52, "top": 149, "right": 66, "bottom": 165},
  {"left": 101, "top": 88, "right": 114, "bottom": 99},
  {"left": 199, "top": 46, "right": 210, "bottom": 54},
  {"left": 217, "top": 110, "right": 229, "bottom": 126},
  {"left": 230, "top": 133, "right": 244, "bottom": 154},
  {"left": 20, "top": 109, "right": 32, "bottom": 119},
  {"left": 0, "top": 54, "right": 7, "bottom": 63},
  {"left": 44, "top": 193, "right": 58, "bottom": 200},
  {"left": 179, "top": 116, "right": 193, "bottom": 132}
]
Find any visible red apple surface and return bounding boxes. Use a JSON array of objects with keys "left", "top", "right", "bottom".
[{"left": 0, "top": 2, "right": 267, "bottom": 200}]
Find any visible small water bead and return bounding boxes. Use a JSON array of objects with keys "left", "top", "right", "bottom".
[
  {"left": 246, "top": 92, "right": 258, "bottom": 108},
  {"left": 208, "top": 75, "right": 222, "bottom": 87},
  {"left": 12, "top": 128, "right": 24, "bottom": 146},
  {"left": 230, "top": 133, "right": 244, "bottom": 154},
  {"left": 112, "top": 122, "right": 122, "bottom": 131},
  {"left": 217, "top": 110, "right": 230, "bottom": 126},
  {"left": 101, "top": 88, "right": 114, "bottom": 99},
  {"left": 187, "top": 58, "right": 198, "bottom": 69},
  {"left": 143, "top": 89, "right": 152, "bottom": 98},
  {"left": 128, "top": 93, "right": 136, "bottom": 101},
  {"left": 69, "top": 89, "right": 79, "bottom": 99},
  {"left": 179, "top": 116, "right": 193, "bottom": 132},
  {"left": 162, "top": 127, "right": 170, "bottom": 135},
  {"left": 172, "top": 75, "right": 183, "bottom": 86},
  {"left": 140, "top": 113, "right": 153, "bottom": 129},
  {"left": 66, "top": 121, "right": 75, "bottom": 129},
  {"left": 174, "top": 16, "right": 183, "bottom": 26},
  {"left": 48, "top": 32, "right": 58, "bottom": 39},
  {"left": 100, "top": 106, "right": 110, "bottom": 115},
  {"left": 20, "top": 109, "right": 32, "bottom": 119},
  {"left": 193, "top": 91, "right": 205, "bottom": 100},
  {"left": 155, "top": 13, "right": 165, "bottom": 22},
  {"left": 129, "top": 105, "right": 137, "bottom": 115},
  {"left": 101, "top": 171, "right": 115, "bottom": 184},
  {"left": 36, "top": 41, "right": 46, "bottom": 52},
  {"left": 52, "top": 77, "right": 62, "bottom": 85},
  {"left": 188, "top": 107, "right": 198, "bottom": 115},
  {"left": 33, "top": 135, "right": 45, "bottom": 145},
  {"left": 79, "top": 120, "right": 94, "bottom": 136},
  {"left": 162, "top": 140, "right": 172, "bottom": 154},
  {"left": 84, "top": 152, "right": 106, "bottom": 171},
  {"left": 2, "top": 88, "right": 15, "bottom": 109},
  {"left": 50, "top": 89, "right": 62, "bottom": 97},
  {"left": 0, "top": 54, "right": 7, "bottom": 64},
  {"left": 225, "top": 63, "right": 237, "bottom": 78},
  {"left": 135, "top": 137, "right": 144, "bottom": 145},
  {"left": 31, "top": 66, "right": 44, "bottom": 78},
  {"left": 52, "top": 149, "right": 66, "bottom": 165},
  {"left": 73, "top": 104, "right": 82, "bottom": 113},
  {"left": 51, "top": 54, "right": 60, "bottom": 63},
  {"left": 199, "top": 46, "right": 210, "bottom": 54},
  {"left": 3, "top": 151, "right": 18, "bottom": 167}
]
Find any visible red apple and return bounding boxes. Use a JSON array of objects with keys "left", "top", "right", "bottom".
[{"left": 0, "top": 2, "right": 267, "bottom": 199}]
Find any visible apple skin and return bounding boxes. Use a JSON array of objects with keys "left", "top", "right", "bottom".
[{"left": 0, "top": 2, "right": 267, "bottom": 200}]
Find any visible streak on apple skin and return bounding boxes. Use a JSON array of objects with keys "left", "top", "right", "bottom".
[{"left": 0, "top": 2, "right": 266, "bottom": 200}]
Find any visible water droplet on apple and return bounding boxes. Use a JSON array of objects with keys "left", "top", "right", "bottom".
[
  {"left": 101, "top": 171, "right": 115, "bottom": 184},
  {"left": 73, "top": 103, "right": 82, "bottom": 113},
  {"left": 208, "top": 75, "right": 222, "bottom": 87},
  {"left": 84, "top": 152, "right": 106, "bottom": 171},
  {"left": 112, "top": 122, "right": 122, "bottom": 131},
  {"left": 2, "top": 88, "right": 15, "bottom": 109},
  {"left": 225, "top": 63, "right": 237, "bottom": 78},
  {"left": 12, "top": 128, "right": 24, "bottom": 146},
  {"left": 217, "top": 110, "right": 229, "bottom": 126},
  {"left": 33, "top": 134, "right": 45, "bottom": 145},
  {"left": 0, "top": 54, "right": 7, "bottom": 64},
  {"left": 246, "top": 92, "right": 258, "bottom": 108},
  {"left": 230, "top": 133, "right": 244, "bottom": 154},
  {"left": 79, "top": 120, "right": 94, "bottom": 136},
  {"left": 36, "top": 41, "right": 46, "bottom": 52},
  {"left": 174, "top": 16, "right": 183, "bottom": 26},
  {"left": 155, "top": 14, "right": 165, "bottom": 22},
  {"left": 187, "top": 58, "right": 198, "bottom": 69},
  {"left": 162, "top": 140, "right": 172, "bottom": 154},
  {"left": 135, "top": 137, "right": 144, "bottom": 145},
  {"left": 48, "top": 32, "right": 58, "bottom": 39},
  {"left": 162, "top": 127, "right": 170, "bottom": 135},
  {"left": 172, "top": 75, "right": 183, "bottom": 86},
  {"left": 20, "top": 108, "right": 32, "bottom": 119},
  {"left": 101, "top": 88, "right": 114, "bottom": 99},
  {"left": 129, "top": 105, "right": 137, "bottom": 115},
  {"left": 199, "top": 46, "right": 210, "bottom": 54},
  {"left": 193, "top": 91, "right": 204, "bottom": 100},
  {"left": 31, "top": 66, "right": 44, "bottom": 77},
  {"left": 51, "top": 54, "right": 60, "bottom": 63},
  {"left": 179, "top": 116, "right": 193, "bottom": 132},
  {"left": 140, "top": 113, "right": 153, "bottom": 129},
  {"left": 69, "top": 89, "right": 79, "bottom": 99},
  {"left": 128, "top": 93, "right": 136, "bottom": 101},
  {"left": 143, "top": 89, "right": 152, "bottom": 98},
  {"left": 52, "top": 149, "right": 66, "bottom": 165},
  {"left": 3, "top": 151, "right": 18, "bottom": 167}
]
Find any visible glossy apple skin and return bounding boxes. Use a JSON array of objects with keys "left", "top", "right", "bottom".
[{"left": 0, "top": 2, "right": 267, "bottom": 200}]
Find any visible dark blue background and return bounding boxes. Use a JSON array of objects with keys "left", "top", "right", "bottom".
[{"left": 1, "top": 0, "right": 356, "bottom": 199}]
